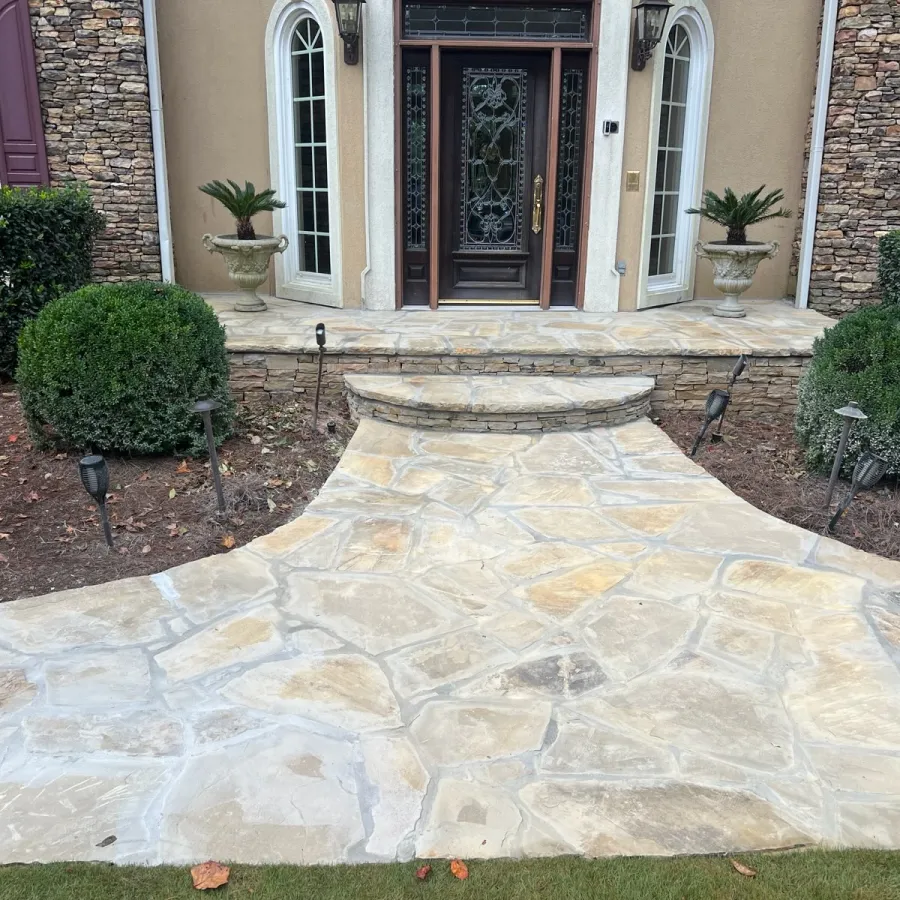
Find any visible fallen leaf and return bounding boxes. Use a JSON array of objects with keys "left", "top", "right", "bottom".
[
  {"left": 176, "top": 460, "right": 190, "bottom": 474},
  {"left": 25, "top": 491, "right": 40, "bottom": 503},
  {"left": 138, "top": 472, "right": 150, "bottom": 482},
  {"left": 450, "top": 859, "right": 469, "bottom": 880},
  {"left": 267, "top": 497, "right": 276, "bottom": 512},
  {"left": 7, "top": 434, "right": 17, "bottom": 443},
  {"left": 168, "top": 488, "right": 177, "bottom": 500},
  {"left": 221, "top": 534, "right": 236, "bottom": 549},
  {"left": 191, "top": 861, "right": 230, "bottom": 891},
  {"left": 0, "top": 553, "right": 7, "bottom": 564},
  {"left": 95, "top": 835, "right": 117, "bottom": 848},
  {"left": 250, "top": 435, "right": 261, "bottom": 445},
  {"left": 141, "top": 545, "right": 152, "bottom": 555},
  {"left": 0, "top": 533, "right": 8, "bottom": 540},
  {"left": 730, "top": 859, "right": 757, "bottom": 878},
  {"left": 415, "top": 865, "right": 432, "bottom": 881}
]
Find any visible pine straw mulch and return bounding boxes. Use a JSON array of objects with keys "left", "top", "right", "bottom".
[
  {"left": 0, "top": 390, "right": 355, "bottom": 601},
  {"left": 658, "top": 412, "right": 900, "bottom": 563}
]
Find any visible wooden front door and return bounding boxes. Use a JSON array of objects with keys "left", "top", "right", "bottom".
[{"left": 439, "top": 52, "right": 549, "bottom": 304}]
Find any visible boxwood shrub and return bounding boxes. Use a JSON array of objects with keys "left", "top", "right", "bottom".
[
  {"left": 795, "top": 302, "right": 900, "bottom": 476},
  {"left": 879, "top": 230, "right": 900, "bottom": 306},
  {"left": 0, "top": 186, "right": 105, "bottom": 377},
  {"left": 17, "top": 282, "right": 234, "bottom": 456}
]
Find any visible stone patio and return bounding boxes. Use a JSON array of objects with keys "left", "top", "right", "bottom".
[{"left": 1, "top": 415, "right": 899, "bottom": 864}]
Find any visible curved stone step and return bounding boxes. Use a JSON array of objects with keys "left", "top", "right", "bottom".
[{"left": 344, "top": 374, "right": 654, "bottom": 432}]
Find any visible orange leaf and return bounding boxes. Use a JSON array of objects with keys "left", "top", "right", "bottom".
[
  {"left": 415, "top": 864, "right": 432, "bottom": 881},
  {"left": 7, "top": 434, "right": 18, "bottom": 443},
  {"left": 176, "top": 460, "right": 190, "bottom": 475},
  {"left": 450, "top": 859, "right": 469, "bottom": 880},
  {"left": 221, "top": 534, "right": 236, "bottom": 549},
  {"left": 730, "top": 859, "right": 757, "bottom": 878},
  {"left": 191, "top": 860, "right": 230, "bottom": 890}
]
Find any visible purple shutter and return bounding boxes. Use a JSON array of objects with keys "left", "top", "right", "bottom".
[{"left": 0, "top": 0, "right": 49, "bottom": 186}]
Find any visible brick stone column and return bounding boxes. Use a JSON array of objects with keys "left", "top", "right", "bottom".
[{"left": 27, "top": 0, "right": 162, "bottom": 282}]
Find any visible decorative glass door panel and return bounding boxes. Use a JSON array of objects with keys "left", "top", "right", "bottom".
[{"left": 439, "top": 52, "right": 549, "bottom": 303}]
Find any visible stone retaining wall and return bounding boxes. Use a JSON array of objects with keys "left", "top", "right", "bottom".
[
  {"left": 227, "top": 352, "right": 810, "bottom": 420},
  {"left": 27, "top": 0, "right": 161, "bottom": 282}
]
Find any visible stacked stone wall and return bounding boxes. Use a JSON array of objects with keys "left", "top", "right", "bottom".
[
  {"left": 27, "top": 0, "right": 161, "bottom": 282},
  {"left": 799, "top": 1, "right": 900, "bottom": 315}
]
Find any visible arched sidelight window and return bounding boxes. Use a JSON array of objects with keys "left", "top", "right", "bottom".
[{"left": 291, "top": 18, "right": 331, "bottom": 275}]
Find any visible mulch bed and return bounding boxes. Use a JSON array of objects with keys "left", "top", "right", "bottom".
[
  {"left": 659, "top": 412, "right": 900, "bottom": 563},
  {"left": 0, "top": 390, "right": 355, "bottom": 601}
]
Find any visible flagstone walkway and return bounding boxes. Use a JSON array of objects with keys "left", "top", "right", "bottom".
[{"left": 1, "top": 417, "right": 899, "bottom": 864}]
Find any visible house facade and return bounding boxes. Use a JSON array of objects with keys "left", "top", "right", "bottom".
[{"left": 1, "top": 0, "right": 897, "bottom": 314}]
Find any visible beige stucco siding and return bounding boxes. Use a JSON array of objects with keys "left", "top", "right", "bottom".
[
  {"left": 156, "top": 0, "right": 366, "bottom": 307},
  {"left": 616, "top": 0, "right": 820, "bottom": 310}
]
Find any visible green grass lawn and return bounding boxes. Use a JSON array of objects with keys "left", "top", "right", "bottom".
[{"left": 0, "top": 852, "right": 898, "bottom": 900}]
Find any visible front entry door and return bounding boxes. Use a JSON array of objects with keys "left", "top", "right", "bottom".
[{"left": 439, "top": 53, "right": 550, "bottom": 304}]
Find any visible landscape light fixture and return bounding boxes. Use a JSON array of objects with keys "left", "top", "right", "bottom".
[
  {"left": 827, "top": 450, "right": 888, "bottom": 533},
  {"left": 824, "top": 401, "right": 868, "bottom": 509},
  {"left": 631, "top": 0, "right": 673, "bottom": 71},
  {"left": 331, "top": 0, "right": 365, "bottom": 64},
  {"left": 191, "top": 399, "right": 227, "bottom": 514},
  {"left": 713, "top": 354, "right": 750, "bottom": 441},
  {"left": 690, "top": 389, "right": 730, "bottom": 458},
  {"left": 313, "top": 323, "right": 327, "bottom": 430},
  {"left": 79, "top": 454, "right": 114, "bottom": 548}
]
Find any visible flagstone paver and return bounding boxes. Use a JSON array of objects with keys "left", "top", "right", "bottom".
[{"left": 0, "top": 417, "right": 898, "bottom": 864}]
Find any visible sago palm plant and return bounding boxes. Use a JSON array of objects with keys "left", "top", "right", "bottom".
[
  {"left": 686, "top": 186, "right": 791, "bottom": 245},
  {"left": 198, "top": 180, "right": 286, "bottom": 240}
]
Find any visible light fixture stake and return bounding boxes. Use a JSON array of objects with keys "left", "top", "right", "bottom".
[
  {"left": 192, "top": 400, "right": 226, "bottom": 514},
  {"left": 313, "top": 323, "right": 326, "bottom": 430},
  {"left": 690, "top": 389, "right": 730, "bottom": 458},
  {"left": 828, "top": 450, "right": 887, "bottom": 533},
  {"left": 713, "top": 354, "right": 749, "bottom": 441},
  {"left": 824, "top": 401, "right": 868, "bottom": 509},
  {"left": 79, "top": 455, "right": 114, "bottom": 549}
]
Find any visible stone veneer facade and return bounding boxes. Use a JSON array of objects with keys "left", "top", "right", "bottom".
[
  {"left": 227, "top": 352, "right": 810, "bottom": 422},
  {"left": 800, "top": 0, "right": 900, "bottom": 315},
  {"left": 27, "top": 0, "right": 161, "bottom": 281}
]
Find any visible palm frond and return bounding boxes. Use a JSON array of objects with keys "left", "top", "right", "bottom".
[
  {"left": 199, "top": 179, "right": 287, "bottom": 239},
  {"left": 686, "top": 185, "right": 792, "bottom": 244}
]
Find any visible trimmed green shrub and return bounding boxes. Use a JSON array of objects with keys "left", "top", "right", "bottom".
[
  {"left": 879, "top": 230, "right": 900, "bottom": 306},
  {"left": 0, "top": 186, "right": 105, "bottom": 377},
  {"left": 17, "top": 282, "right": 234, "bottom": 456},
  {"left": 795, "top": 303, "right": 900, "bottom": 476}
]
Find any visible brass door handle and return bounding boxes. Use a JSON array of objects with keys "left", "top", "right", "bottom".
[{"left": 532, "top": 174, "right": 544, "bottom": 234}]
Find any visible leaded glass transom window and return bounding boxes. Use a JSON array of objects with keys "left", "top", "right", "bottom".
[
  {"left": 405, "top": 66, "right": 427, "bottom": 250},
  {"left": 649, "top": 24, "right": 691, "bottom": 278},
  {"left": 404, "top": 4, "right": 587, "bottom": 40},
  {"left": 460, "top": 68, "right": 527, "bottom": 250},
  {"left": 554, "top": 68, "right": 584, "bottom": 251},
  {"left": 292, "top": 18, "right": 331, "bottom": 276}
]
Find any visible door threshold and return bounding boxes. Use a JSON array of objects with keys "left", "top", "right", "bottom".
[{"left": 438, "top": 298, "right": 541, "bottom": 307}]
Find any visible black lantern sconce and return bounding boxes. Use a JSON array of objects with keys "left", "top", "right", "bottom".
[
  {"left": 79, "top": 454, "right": 114, "bottom": 548},
  {"left": 631, "top": 0, "right": 673, "bottom": 71},
  {"left": 332, "top": 0, "right": 365, "bottom": 65},
  {"left": 690, "top": 389, "right": 730, "bottom": 458},
  {"left": 828, "top": 450, "right": 888, "bottom": 533}
]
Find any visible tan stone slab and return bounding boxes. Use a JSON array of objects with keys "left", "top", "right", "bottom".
[
  {"left": 498, "top": 543, "right": 598, "bottom": 579},
  {"left": 872, "top": 608, "right": 900, "bottom": 650},
  {"left": 248, "top": 514, "right": 337, "bottom": 557},
  {"left": 513, "top": 507, "right": 626, "bottom": 542},
  {"left": 338, "top": 452, "right": 396, "bottom": 487},
  {"left": 24, "top": 711, "right": 184, "bottom": 757},
  {"left": 45, "top": 649, "right": 151, "bottom": 707},
  {"left": 420, "top": 433, "right": 531, "bottom": 463},
  {"left": 518, "top": 433, "right": 622, "bottom": 476},
  {"left": 838, "top": 802, "right": 900, "bottom": 849},
  {"left": 582, "top": 596, "right": 697, "bottom": 680},
  {"left": 463, "top": 651, "right": 607, "bottom": 700},
  {"left": 0, "top": 577, "right": 170, "bottom": 653},
  {"left": 592, "top": 479, "right": 733, "bottom": 504},
  {"left": 0, "top": 669, "right": 36, "bottom": 716},
  {"left": 722, "top": 560, "right": 866, "bottom": 608},
  {"left": 336, "top": 517, "right": 412, "bottom": 573},
  {"left": 0, "top": 765, "right": 170, "bottom": 863},
  {"left": 481, "top": 611, "right": 549, "bottom": 650},
  {"left": 815, "top": 536, "right": 900, "bottom": 590},
  {"left": 520, "top": 781, "right": 813, "bottom": 856},
  {"left": 626, "top": 548, "right": 721, "bottom": 598},
  {"left": 520, "top": 560, "right": 633, "bottom": 618},
  {"left": 624, "top": 455, "right": 706, "bottom": 478},
  {"left": 385, "top": 629, "right": 514, "bottom": 697},
  {"left": 410, "top": 522, "right": 509, "bottom": 569},
  {"left": 190, "top": 708, "right": 266, "bottom": 746},
  {"left": 362, "top": 734, "right": 428, "bottom": 859},
  {"left": 706, "top": 592, "right": 796, "bottom": 634},
  {"left": 390, "top": 466, "right": 446, "bottom": 496},
  {"left": 160, "top": 731, "right": 365, "bottom": 864},
  {"left": 161, "top": 552, "right": 277, "bottom": 622},
  {"left": 493, "top": 475, "right": 595, "bottom": 507},
  {"left": 578, "top": 673, "right": 794, "bottom": 770},
  {"left": 154, "top": 604, "right": 285, "bottom": 683},
  {"left": 807, "top": 746, "right": 900, "bottom": 795},
  {"left": 416, "top": 779, "right": 522, "bottom": 859},
  {"left": 418, "top": 562, "right": 511, "bottom": 618},
  {"left": 608, "top": 419, "right": 681, "bottom": 455},
  {"left": 603, "top": 505, "right": 689, "bottom": 537},
  {"left": 349, "top": 419, "right": 417, "bottom": 459},
  {"left": 699, "top": 617, "right": 775, "bottom": 673},
  {"left": 222, "top": 654, "right": 401, "bottom": 732},
  {"left": 411, "top": 701, "right": 551, "bottom": 765}
]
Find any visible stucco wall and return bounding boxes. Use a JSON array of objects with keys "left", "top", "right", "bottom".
[
  {"left": 156, "top": 0, "right": 366, "bottom": 307},
  {"left": 616, "top": 0, "right": 821, "bottom": 310}
]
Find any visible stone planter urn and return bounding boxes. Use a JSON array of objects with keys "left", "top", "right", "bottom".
[
  {"left": 202, "top": 233, "right": 289, "bottom": 313},
  {"left": 695, "top": 240, "right": 779, "bottom": 319}
]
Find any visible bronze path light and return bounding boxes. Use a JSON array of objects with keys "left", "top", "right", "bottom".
[
  {"left": 191, "top": 399, "right": 227, "bottom": 514},
  {"left": 313, "top": 323, "right": 326, "bottom": 430},
  {"left": 828, "top": 450, "right": 888, "bottom": 533},
  {"left": 690, "top": 389, "right": 730, "bottom": 458},
  {"left": 79, "top": 455, "right": 114, "bottom": 548},
  {"left": 631, "top": 0, "right": 673, "bottom": 71},
  {"left": 332, "top": 0, "right": 365, "bottom": 64},
  {"left": 712, "top": 354, "right": 749, "bottom": 442},
  {"left": 824, "top": 401, "right": 868, "bottom": 509}
]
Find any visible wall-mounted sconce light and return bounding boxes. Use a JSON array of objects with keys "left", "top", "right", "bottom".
[
  {"left": 631, "top": 0, "right": 673, "bottom": 71},
  {"left": 332, "top": 0, "right": 365, "bottom": 65}
]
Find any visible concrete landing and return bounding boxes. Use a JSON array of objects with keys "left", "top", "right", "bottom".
[{"left": 344, "top": 375, "right": 655, "bottom": 431}]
